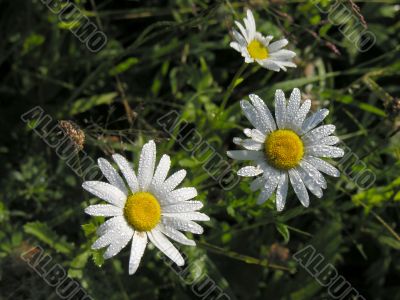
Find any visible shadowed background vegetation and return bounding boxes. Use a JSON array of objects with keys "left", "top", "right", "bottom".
[{"left": 1, "top": 0, "right": 400, "bottom": 299}]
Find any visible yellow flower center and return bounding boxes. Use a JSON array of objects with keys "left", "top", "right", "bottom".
[
  {"left": 124, "top": 192, "right": 161, "bottom": 232},
  {"left": 264, "top": 130, "right": 304, "bottom": 170},
  {"left": 247, "top": 39, "right": 269, "bottom": 60}
]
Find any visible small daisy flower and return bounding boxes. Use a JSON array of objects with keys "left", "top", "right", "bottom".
[
  {"left": 227, "top": 88, "right": 344, "bottom": 211},
  {"left": 82, "top": 140, "right": 209, "bottom": 275},
  {"left": 230, "top": 9, "right": 296, "bottom": 72}
]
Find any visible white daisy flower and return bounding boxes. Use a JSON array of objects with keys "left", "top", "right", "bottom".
[
  {"left": 230, "top": 9, "right": 296, "bottom": 72},
  {"left": 227, "top": 88, "right": 344, "bottom": 211},
  {"left": 82, "top": 140, "right": 209, "bottom": 275}
]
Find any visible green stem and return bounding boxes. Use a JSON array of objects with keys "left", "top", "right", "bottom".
[
  {"left": 359, "top": 201, "right": 400, "bottom": 242},
  {"left": 197, "top": 241, "right": 295, "bottom": 273},
  {"left": 286, "top": 225, "right": 313, "bottom": 238},
  {"left": 113, "top": 263, "right": 130, "bottom": 300},
  {"left": 220, "top": 63, "right": 248, "bottom": 111}
]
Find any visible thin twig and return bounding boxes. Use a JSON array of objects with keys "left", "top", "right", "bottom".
[
  {"left": 358, "top": 201, "right": 400, "bottom": 242},
  {"left": 220, "top": 63, "right": 248, "bottom": 111},
  {"left": 197, "top": 241, "right": 295, "bottom": 273}
]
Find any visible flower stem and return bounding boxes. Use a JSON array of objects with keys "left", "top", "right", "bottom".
[
  {"left": 220, "top": 63, "right": 248, "bottom": 111},
  {"left": 359, "top": 201, "right": 400, "bottom": 241},
  {"left": 197, "top": 241, "right": 295, "bottom": 273}
]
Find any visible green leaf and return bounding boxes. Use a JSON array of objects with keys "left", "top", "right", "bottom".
[
  {"left": 70, "top": 92, "right": 118, "bottom": 115},
  {"left": 109, "top": 57, "right": 139, "bottom": 76},
  {"left": 92, "top": 250, "right": 104, "bottom": 267},
  {"left": 352, "top": 177, "right": 400, "bottom": 210},
  {"left": 81, "top": 223, "right": 97, "bottom": 237},
  {"left": 276, "top": 223, "right": 290, "bottom": 243},
  {"left": 24, "top": 221, "right": 74, "bottom": 255},
  {"left": 233, "top": 77, "right": 244, "bottom": 88},
  {"left": 22, "top": 33, "right": 44, "bottom": 54},
  {"left": 358, "top": 102, "right": 386, "bottom": 117},
  {"left": 379, "top": 236, "right": 400, "bottom": 250},
  {"left": 69, "top": 249, "right": 91, "bottom": 279},
  {"left": 58, "top": 21, "right": 81, "bottom": 30}
]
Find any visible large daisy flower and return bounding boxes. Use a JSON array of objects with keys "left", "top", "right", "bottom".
[
  {"left": 230, "top": 9, "right": 296, "bottom": 72},
  {"left": 82, "top": 140, "right": 209, "bottom": 275},
  {"left": 227, "top": 88, "right": 344, "bottom": 211}
]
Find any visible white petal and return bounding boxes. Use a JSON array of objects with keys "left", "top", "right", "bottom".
[
  {"left": 250, "top": 177, "right": 264, "bottom": 191},
  {"left": 292, "top": 100, "right": 311, "bottom": 131},
  {"left": 297, "top": 167, "right": 323, "bottom": 198},
  {"left": 97, "top": 216, "right": 125, "bottom": 236},
  {"left": 288, "top": 169, "right": 310, "bottom": 207},
  {"left": 157, "top": 224, "right": 195, "bottom": 246},
  {"left": 274, "top": 90, "right": 287, "bottom": 129},
  {"left": 245, "top": 128, "right": 263, "bottom": 141},
  {"left": 93, "top": 219, "right": 132, "bottom": 254},
  {"left": 269, "top": 49, "right": 296, "bottom": 60},
  {"left": 243, "top": 17, "right": 254, "bottom": 42},
  {"left": 258, "top": 161, "right": 279, "bottom": 177},
  {"left": 246, "top": 9, "right": 256, "bottom": 40},
  {"left": 240, "top": 100, "right": 265, "bottom": 132},
  {"left": 249, "top": 129, "right": 267, "bottom": 143},
  {"left": 244, "top": 54, "right": 254, "bottom": 63},
  {"left": 98, "top": 158, "right": 128, "bottom": 195},
  {"left": 257, "top": 172, "right": 280, "bottom": 204},
  {"left": 320, "top": 136, "right": 340, "bottom": 146},
  {"left": 232, "top": 29, "right": 246, "bottom": 45},
  {"left": 243, "top": 128, "right": 252, "bottom": 138},
  {"left": 104, "top": 225, "right": 134, "bottom": 259},
  {"left": 286, "top": 88, "right": 301, "bottom": 124},
  {"left": 151, "top": 154, "right": 171, "bottom": 190},
  {"left": 249, "top": 94, "right": 277, "bottom": 132},
  {"left": 259, "top": 59, "right": 281, "bottom": 72},
  {"left": 85, "top": 204, "right": 123, "bottom": 217},
  {"left": 230, "top": 41, "right": 241, "bottom": 52},
  {"left": 269, "top": 60, "right": 296, "bottom": 71},
  {"left": 273, "top": 61, "right": 287, "bottom": 71},
  {"left": 129, "top": 232, "right": 147, "bottom": 275},
  {"left": 162, "top": 170, "right": 186, "bottom": 193},
  {"left": 299, "top": 160, "right": 327, "bottom": 189},
  {"left": 92, "top": 230, "right": 115, "bottom": 250},
  {"left": 302, "top": 109, "right": 329, "bottom": 134},
  {"left": 234, "top": 138, "right": 263, "bottom": 150},
  {"left": 261, "top": 34, "right": 274, "bottom": 45},
  {"left": 166, "top": 187, "right": 197, "bottom": 203},
  {"left": 162, "top": 216, "right": 204, "bottom": 234},
  {"left": 277, "top": 61, "right": 297, "bottom": 68},
  {"left": 233, "top": 137, "right": 243, "bottom": 145},
  {"left": 305, "top": 156, "right": 340, "bottom": 177},
  {"left": 235, "top": 21, "right": 249, "bottom": 42},
  {"left": 148, "top": 229, "right": 184, "bottom": 266},
  {"left": 237, "top": 166, "right": 263, "bottom": 177},
  {"left": 82, "top": 181, "right": 126, "bottom": 207},
  {"left": 306, "top": 145, "right": 344, "bottom": 158},
  {"left": 305, "top": 135, "right": 340, "bottom": 147},
  {"left": 303, "top": 125, "right": 336, "bottom": 143},
  {"left": 268, "top": 39, "right": 288, "bottom": 52},
  {"left": 227, "top": 150, "right": 264, "bottom": 161},
  {"left": 138, "top": 140, "right": 157, "bottom": 191},
  {"left": 276, "top": 173, "right": 288, "bottom": 211},
  {"left": 163, "top": 212, "right": 210, "bottom": 222},
  {"left": 162, "top": 201, "right": 204, "bottom": 213},
  {"left": 112, "top": 154, "right": 139, "bottom": 193}
]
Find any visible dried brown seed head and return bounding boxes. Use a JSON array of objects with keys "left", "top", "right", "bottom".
[{"left": 59, "top": 120, "right": 85, "bottom": 151}]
